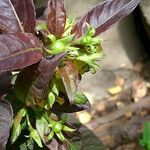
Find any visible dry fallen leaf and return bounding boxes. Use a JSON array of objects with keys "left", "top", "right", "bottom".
[
  {"left": 133, "top": 62, "right": 143, "bottom": 72},
  {"left": 132, "top": 80, "right": 147, "bottom": 100},
  {"left": 107, "top": 85, "right": 122, "bottom": 95},
  {"left": 124, "top": 111, "right": 132, "bottom": 119},
  {"left": 96, "top": 101, "right": 106, "bottom": 112},
  {"left": 116, "top": 143, "right": 137, "bottom": 150},
  {"left": 76, "top": 111, "right": 92, "bottom": 124},
  {"left": 115, "top": 76, "right": 125, "bottom": 87},
  {"left": 116, "top": 101, "right": 124, "bottom": 108},
  {"left": 140, "top": 110, "right": 149, "bottom": 117},
  {"left": 146, "top": 82, "right": 150, "bottom": 88}
]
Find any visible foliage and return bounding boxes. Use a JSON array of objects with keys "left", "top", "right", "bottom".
[
  {"left": 140, "top": 122, "right": 150, "bottom": 150},
  {"left": 0, "top": 0, "right": 140, "bottom": 149}
]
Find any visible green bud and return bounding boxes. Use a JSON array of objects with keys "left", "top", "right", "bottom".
[
  {"left": 80, "top": 35, "right": 92, "bottom": 45},
  {"left": 51, "top": 80, "right": 59, "bottom": 96},
  {"left": 53, "top": 122, "right": 63, "bottom": 133},
  {"left": 88, "top": 28, "right": 96, "bottom": 37},
  {"left": 50, "top": 40, "right": 65, "bottom": 54},
  {"left": 48, "top": 92, "right": 55, "bottom": 107}
]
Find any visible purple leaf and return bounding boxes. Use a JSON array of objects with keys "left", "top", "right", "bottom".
[
  {"left": 47, "top": 0, "right": 66, "bottom": 37},
  {"left": 0, "top": 33, "right": 43, "bottom": 74},
  {"left": 0, "top": 0, "right": 23, "bottom": 32},
  {"left": 14, "top": 53, "right": 66, "bottom": 106},
  {"left": 0, "top": 99, "right": 13, "bottom": 149},
  {"left": 27, "top": 53, "right": 66, "bottom": 104},
  {"left": 14, "top": 64, "right": 38, "bottom": 102},
  {"left": 59, "top": 61, "right": 79, "bottom": 104},
  {"left": 0, "top": 72, "right": 12, "bottom": 96},
  {"left": 11, "top": 0, "right": 36, "bottom": 33},
  {"left": 72, "top": 0, "right": 140, "bottom": 37}
]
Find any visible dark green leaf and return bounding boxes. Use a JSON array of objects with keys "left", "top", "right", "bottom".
[{"left": 0, "top": 33, "right": 43, "bottom": 74}]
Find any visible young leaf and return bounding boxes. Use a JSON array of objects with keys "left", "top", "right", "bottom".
[
  {"left": 0, "top": 0, "right": 23, "bottom": 32},
  {"left": 48, "top": 92, "right": 55, "bottom": 107},
  {"left": 11, "top": 121, "right": 22, "bottom": 144},
  {"left": 47, "top": 0, "right": 66, "bottom": 37},
  {"left": 0, "top": 33, "right": 43, "bottom": 74},
  {"left": 72, "top": 0, "right": 140, "bottom": 37},
  {"left": 73, "top": 92, "right": 88, "bottom": 105},
  {"left": 0, "top": 100, "right": 13, "bottom": 149},
  {"left": 11, "top": 0, "right": 36, "bottom": 33},
  {"left": 59, "top": 61, "right": 79, "bottom": 104},
  {"left": 30, "top": 128, "right": 43, "bottom": 148}
]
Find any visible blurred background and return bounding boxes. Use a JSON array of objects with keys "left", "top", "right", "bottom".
[
  {"left": 67, "top": 1, "right": 150, "bottom": 149},
  {"left": 35, "top": 0, "right": 150, "bottom": 149}
]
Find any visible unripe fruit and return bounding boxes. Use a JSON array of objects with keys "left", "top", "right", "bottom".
[
  {"left": 53, "top": 122, "right": 63, "bottom": 133},
  {"left": 82, "top": 36, "right": 92, "bottom": 44},
  {"left": 51, "top": 41, "right": 65, "bottom": 54}
]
